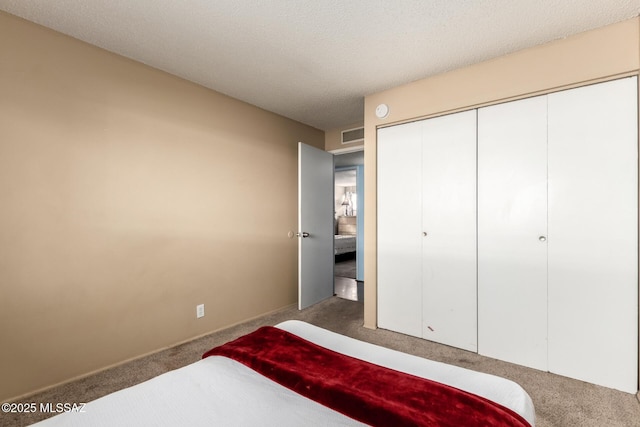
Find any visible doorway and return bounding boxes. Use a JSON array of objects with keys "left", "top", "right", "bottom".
[{"left": 333, "top": 150, "right": 364, "bottom": 301}]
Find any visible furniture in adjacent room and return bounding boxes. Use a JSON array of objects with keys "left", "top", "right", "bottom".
[
  {"left": 337, "top": 215, "right": 357, "bottom": 235},
  {"left": 335, "top": 216, "right": 357, "bottom": 256},
  {"left": 377, "top": 77, "right": 638, "bottom": 394}
]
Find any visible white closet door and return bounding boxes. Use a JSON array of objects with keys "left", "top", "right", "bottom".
[
  {"left": 421, "top": 110, "right": 477, "bottom": 351},
  {"left": 547, "top": 77, "right": 638, "bottom": 393},
  {"left": 478, "top": 96, "right": 548, "bottom": 371},
  {"left": 377, "top": 121, "right": 423, "bottom": 337}
]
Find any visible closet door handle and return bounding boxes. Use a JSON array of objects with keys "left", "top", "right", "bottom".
[
  {"left": 422, "top": 232, "right": 428, "bottom": 237},
  {"left": 539, "top": 236, "right": 547, "bottom": 242}
]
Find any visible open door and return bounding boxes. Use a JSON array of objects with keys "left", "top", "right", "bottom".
[{"left": 298, "top": 142, "right": 334, "bottom": 309}]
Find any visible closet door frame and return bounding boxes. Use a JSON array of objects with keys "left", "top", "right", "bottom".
[{"left": 378, "top": 77, "right": 639, "bottom": 393}]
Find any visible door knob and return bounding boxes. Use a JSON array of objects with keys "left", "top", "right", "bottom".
[
  {"left": 539, "top": 236, "right": 547, "bottom": 242},
  {"left": 422, "top": 232, "right": 427, "bottom": 237},
  {"left": 296, "top": 232, "right": 310, "bottom": 238}
]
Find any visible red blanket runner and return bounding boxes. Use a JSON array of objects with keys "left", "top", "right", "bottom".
[{"left": 203, "top": 326, "right": 531, "bottom": 427}]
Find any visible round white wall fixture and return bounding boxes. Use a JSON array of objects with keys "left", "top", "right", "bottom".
[{"left": 375, "top": 103, "right": 389, "bottom": 119}]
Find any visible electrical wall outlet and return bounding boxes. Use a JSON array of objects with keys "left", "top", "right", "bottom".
[{"left": 196, "top": 304, "right": 205, "bottom": 318}]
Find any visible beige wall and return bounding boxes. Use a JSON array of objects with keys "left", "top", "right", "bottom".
[
  {"left": 325, "top": 122, "right": 364, "bottom": 152},
  {"left": 0, "top": 12, "right": 324, "bottom": 401},
  {"left": 364, "top": 18, "right": 640, "bottom": 329}
]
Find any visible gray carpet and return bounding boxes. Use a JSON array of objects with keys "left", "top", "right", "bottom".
[{"left": 3, "top": 297, "right": 639, "bottom": 427}]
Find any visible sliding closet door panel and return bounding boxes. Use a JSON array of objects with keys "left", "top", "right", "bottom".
[
  {"left": 547, "top": 77, "right": 638, "bottom": 393},
  {"left": 377, "top": 122, "right": 423, "bottom": 337},
  {"left": 421, "top": 110, "right": 477, "bottom": 352},
  {"left": 478, "top": 96, "right": 548, "bottom": 371}
]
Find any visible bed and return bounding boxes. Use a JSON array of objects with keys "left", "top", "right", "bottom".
[
  {"left": 335, "top": 234, "right": 356, "bottom": 255},
  {"left": 33, "top": 320, "right": 535, "bottom": 426},
  {"left": 335, "top": 216, "right": 357, "bottom": 255}
]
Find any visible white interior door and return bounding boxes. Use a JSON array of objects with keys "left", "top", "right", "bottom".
[
  {"left": 478, "top": 95, "right": 549, "bottom": 371},
  {"left": 547, "top": 77, "right": 638, "bottom": 393},
  {"left": 421, "top": 110, "right": 477, "bottom": 352},
  {"left": 377, "top": 121, "right": 423, "bottom": 337},
  {"left": 298, "top": 142, "right": 334, "bottom": 310}
]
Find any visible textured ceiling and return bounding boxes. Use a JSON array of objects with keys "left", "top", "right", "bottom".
[{"left": 1, "top": 1, "right": 638, "bottom": 130}]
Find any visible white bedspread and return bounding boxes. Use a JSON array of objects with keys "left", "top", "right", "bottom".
[{"left": 33, "top": 320, "right": 535, "bottom": 426}]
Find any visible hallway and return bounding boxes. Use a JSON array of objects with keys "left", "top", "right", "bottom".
[{"left": 335, "top": 255, "right": 362, "bottom": 302}]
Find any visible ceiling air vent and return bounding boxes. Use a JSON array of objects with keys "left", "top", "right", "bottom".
[{"left": 341, "top": 127, "right": 364, "bottom": 145}]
